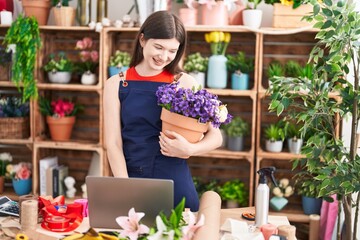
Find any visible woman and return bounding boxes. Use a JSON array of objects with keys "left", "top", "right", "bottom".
[{"left": 104, "top": 11, "right": 222, "bottom": 211}]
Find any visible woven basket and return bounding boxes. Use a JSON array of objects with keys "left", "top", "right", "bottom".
[{"left": 0, "top": 117, "right": 30, "bottom": 139}]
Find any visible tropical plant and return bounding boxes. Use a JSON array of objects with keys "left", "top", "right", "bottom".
[
  {"left": 226, "top": 51, "right": 254, "bottom": 74},
  {"left": 219, "top": 179, "right": 248, "bottom": 207},
  {"left": 4, "top": 14, "right": 41, "bottom": 101},
  {"left": 267, "top": 61, "right": 285, "bottom": 78},
  {"left": 225, "top": 116, "right": 249, "bottom": 137},
  {"left": 183, "top": 52, "right": 208, "bottom": 73},
  {"left": 264, "top": 123, "right": 285, "bottom": 142},
  {"left": 43, "top": 52, "right": 73, "bottom": 72},
  {"left": 268, "top": 0, "right": 360, "bottom": 239}
]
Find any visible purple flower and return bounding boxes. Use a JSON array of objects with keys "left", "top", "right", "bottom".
[{"left": 156, "top": 83, "right": 232, "bottom": 128}]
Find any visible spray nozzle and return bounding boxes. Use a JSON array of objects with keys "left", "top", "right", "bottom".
[{"left": 257, "top": 166, "right": 277, "bottom": 185}]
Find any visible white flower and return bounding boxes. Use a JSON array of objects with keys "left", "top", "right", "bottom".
[
  {"left": 0, "top": 152, "right": 12, "bottom": 162},
  {"left": 279, "top": 178, "right": 289, "bottom": 188},
  {"left": 272, "top": 186, "right": 283, "bottom": 197},
  {"left": 217, "top": 105, "right": 229, "bottom": 123},
  {"left": 284, "top": 186, "right": 294, "bottom": 197}
]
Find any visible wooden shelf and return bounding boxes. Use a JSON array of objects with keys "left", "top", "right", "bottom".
[
  {"left": 257, "top": 149, "right": 304, "bottom": 160},
  {"left": 34, "top": 140, "right": 102, "bottom": 151},
  {"left": 200, "top": 148, "right": 253, "bottom": 161},
  {"left": 0, "top": 139, "right": 33, "bottom": 145},
  {"left": 207, "top": 89, "right": 257, "bottom": 98},
  {"left": 37, "top": 83, "right": 102, "bottom": 91}
]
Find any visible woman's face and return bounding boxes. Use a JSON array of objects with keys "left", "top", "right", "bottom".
[{"left": 140, "top": 36, "right": 180, "bottom": 71}]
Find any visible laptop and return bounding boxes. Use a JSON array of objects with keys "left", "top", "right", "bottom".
[{"left": 86, "top": 176, "right": 174, "bottom": 229}]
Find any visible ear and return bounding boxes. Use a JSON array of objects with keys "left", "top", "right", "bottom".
[{"left": 139, "top": 33, "right": 145, "bottom": 47}]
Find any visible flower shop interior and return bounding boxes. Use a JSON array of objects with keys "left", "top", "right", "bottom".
[{"left": 1, "top": 0, "right": 360, "bottom": 239}]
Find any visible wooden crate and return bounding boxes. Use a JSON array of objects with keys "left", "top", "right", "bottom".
[{"left": 273, "top": 3, "right": 313, "bottom": 28}]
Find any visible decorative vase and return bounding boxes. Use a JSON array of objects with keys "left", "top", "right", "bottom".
[
  {"left": 207, "top": 55, "right": 227, "bottom": 89},
  {"left": 231, "top": 72, "right": 249, "bottom": 90},
  {"left": 46, "top": 116, "right": 76, "bottom": 141},
  {"left": 22, "top": 0, "right": 51, "bottom": 25},
  {"left": 179, "top": 8, "right": 198, "bottom": 26},
  {"left": 12, "top": 178, "right": 32, "bottom": 196},
  {"left": 0, "top": 176, "right": 4, "bottom": 194},
  {"left": 189, "top": 72, "right": 205, "bottom": 88},
  {"left": 160, "top": 108, "right": 209, "bottom": 143},
  {"left": 53, "top": 6, "right": 76, "bottom": 26},
  {"left": 242, "top": 9, "right": 262, "bottom": 29},
  {"left": 270, "top": 196, "right": 288, "bottom": 211},
  {"left": 48, "top": 71, "right": 72, "bottom": 84},
  {"left": 201, "top": 1, "right": 229, "bottom": 25},
  {"left": 81, "top": 71, "right": 97, "bottom": 85},
  {"left": 108, "top": 66, "right": 129, "bottom": 77},
  {"left": 76, "top": 0, "right": 91, "bottom": 26}
]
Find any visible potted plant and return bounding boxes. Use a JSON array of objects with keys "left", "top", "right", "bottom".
[
  {"left": 43, "top": 52, "right": 74, "bottom": 84},
  {"left": 0, "top": 96, "right": 30, "bottom": 139},
  {"left": 51, "top": 0, "right": 75, "bottom": 26},
  {"left": 264, "top": 122, "right": 285, "bottom": 152},
  {"left": 6, "top": 161, "right": 32, "bottom": 196},
  {"left": 176, "top": 0, "right": 199, "bottom": 26},
  {"left": 0, "top": 152, "right": 12, "bottom": 194},
  {"left": 38, "top": 97, "right": 82, "bottom": 141},
  {"left": 225, "top": 116, "right": 249, "bottom": 151},
  {"left": 193, "top": 176, "right": 220, "bottom": 198},
  {"left": 267, "top": 61, "right": 284, "bottom": 88},
  {"left": 74, "top": 37, "right": 99, "bottom": 85},
  {"left": 284, "top": 121, "right": 303, "bottom": 154},
  {"left": 268, "top": 1, "right": 360, "bottom": 238},
  {"left": 156, "top": 82, "right": 232, "bottom": 143},
  {"left": 22, "top": 0, "right": 51, "bottom": 25},
  {"left": 284, "top": 60, "right": 302, "bottom": 78},
  {"left": 242, "top": 0, "right": 263, "bottom": 28},
  {"left": 269, "top": 178, "right": 294, "bottom": 211},
  {"left": 219, "top": 179, "right": 248, "bottom": 208},
  {"left": 108, "top": 50, "right": 131, "bottom": 77},
  {"left": 183, "top": 52, "right": 208, "bottom": 87},
  {"left": 226, "top": 51, "right": 254, "bottom": 90},
  {"left": 4, "top": 14, "right": 41, "bottom": 102}
]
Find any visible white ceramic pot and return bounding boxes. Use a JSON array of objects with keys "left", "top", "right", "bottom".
[
  {"left": 242, "top": 9, "right": 262, "bottom": 29},
  {"left": 48, "top": 71, "right": 71, "bottom": 84},
  {"left": 189, "top": 72, "right": 206, "bottom": 88},
  {"left": 265, "top": 140, "right": 283, "bottom": 153},
  {"left": 81, "top": 72, "right": 97, "bottom": 85}
]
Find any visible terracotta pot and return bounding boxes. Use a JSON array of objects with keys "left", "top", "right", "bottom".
[
  {"left": 179, "top": 8, "right": 198, "bottom": 26},
  {"left": 201, "top": 1, "right": 229, "bottom": 25},
  {"left": 53, "top": 6, "right": 76, "bottom": 26},
  {"left": 22, "top": 0, "right": 51, "bottom": 25},
  {"left": 0, "top": 176, "right": 4, "bottom": 194},
  {"left": 46, "top": 116, "right": 76, "bottom": 141},
  {"left": 160, "top": 108, "right": 208, "bottom": 143}
]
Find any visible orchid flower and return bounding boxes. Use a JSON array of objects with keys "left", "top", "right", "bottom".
[{"left": 116, "top": 208, "right": 150, "bottom": 240}]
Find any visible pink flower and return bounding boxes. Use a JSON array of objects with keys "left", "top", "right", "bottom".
[
  {"left": 82, "top": 37, "right": 93, "bottom": 49},
  {"left": 75, "top": 40, "right": 85, "bottom": 50},
  {"left": 181, "top": 212, "right": 205, "bottom": 240},
  {"left": 116, "top": 208, "right": 150, "bottom": 240},
  {"left": 80, "top": 51, "right": 91, "bottom": 62},
  {"left": 51, "top": 99, "right": 75, "bottom": 117},
  {"left": 15, "top": 163, "right": 31, "bottom": 180},
  {"left": 90, "top": 51, "right": 99, "bottom": 62}
]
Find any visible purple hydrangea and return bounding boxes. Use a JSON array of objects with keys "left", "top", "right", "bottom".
[{"left": 156, "top": 82, "right": 232, "bottom": 128}]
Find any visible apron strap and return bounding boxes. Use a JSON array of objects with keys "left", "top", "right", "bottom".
[{"left": 118, "top": 71, "right": 128, "bottom": 87}]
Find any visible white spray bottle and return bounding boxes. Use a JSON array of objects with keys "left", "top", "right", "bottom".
[{"left": 255, "top": 166, "right": 277, "bottom": 227}]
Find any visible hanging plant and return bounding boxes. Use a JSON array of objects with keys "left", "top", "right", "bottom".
[{"left": 4, "top": 14, "right": 41, "bottom": 101}]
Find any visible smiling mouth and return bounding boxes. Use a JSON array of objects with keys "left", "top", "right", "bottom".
[{"left": 153, "top": 57, "right": 164, "bottom": 66}]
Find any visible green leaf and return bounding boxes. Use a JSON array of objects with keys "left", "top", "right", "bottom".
[
  {"left": 322, "top": 8, "right": 333, "bottom": 17},
  {"left": 322, "top": 20, "right": 332, "bottom": 29}
]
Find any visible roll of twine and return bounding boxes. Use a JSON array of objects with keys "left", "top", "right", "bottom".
[
  {"left": 19, "top": 194, "right": 38, "bottom": 223},
  {"left": 21, "top": 200, "right": 38, "bottom": 232},
  {"left": 278, "top": 225, "right": 296, "bottom": 240}
]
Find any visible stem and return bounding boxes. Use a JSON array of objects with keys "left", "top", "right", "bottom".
[
  {"left": 354, "top": 192, "right": 360, "bottom": 240},
  {"left": 343, "top": 195, "right": 352, "bottom": 240}
]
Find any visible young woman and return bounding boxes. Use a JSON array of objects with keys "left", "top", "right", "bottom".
[{"left": 103, "top": 11, "right": 222, "bottom": 211}]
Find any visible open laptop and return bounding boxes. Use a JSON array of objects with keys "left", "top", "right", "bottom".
[{"left": 86, "top": 176, "right": 174, "bottom": 229}]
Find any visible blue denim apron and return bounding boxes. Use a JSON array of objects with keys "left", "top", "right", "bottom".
[{"left": 118, "top": 76, "right": 199, "bottom": 211}]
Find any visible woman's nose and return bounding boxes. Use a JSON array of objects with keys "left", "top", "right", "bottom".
[{"left": 159, "top": 51, "right": 168, "bottom": 60}]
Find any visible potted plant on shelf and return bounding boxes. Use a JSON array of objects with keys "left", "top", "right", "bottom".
[
  {"left": 43, "top": 52, "right": 74, "bottom": 84},
  {"left": 4, "top": 14, "right": 41, "bottom": 102},
  {"left": 156, "top": 82, "right": 232, "bottom": 143},
  {"left": 225, "top": 116, "right": 249, "bottom": 151},
  {"left": 0, "top": 96, "right": 30, "bottom": 139},
  {"left": 267, "top": 61, "right": 284, "bottom": 89},
  {"left": 242, "top": 0, "right": 263, "bottom": 28},
  {"left": 284, "top": 60, "right": 303, "bottom": 78},
  {"left": 0, "top": 152, "right": 12, "bottom": 194},
  {"left": 6, "top": 161, "right": 32, "bottom": 196},
  {"left": 226, "top": 51, "right": 254, "bottom": 90},
  {"left": 219, "top": 179, "right": 248, "bottom": 208},
  {"left": 269, "top": 178, "right": 294, "bottom": 211},
  {"left": 264, "top": 122, "right": 285, "bottom": 152},
  {"left": 22, "top": 0, "right": 51, "bottom": 25},
  {"left": 108, "top": 50, "right": 131, "bottom": 77},
  {"left": 284, "top": 121, "right": 303, "bottom": 154},
  {"left": 38, "top": 97, "right": 82, "bottom": 141},
  {"left": 268, "top": 1, "right": 360, "bottom": 238},
  {"left": 51, "top": 0, "right": 75, "bottom": 26},
  {"left": 74, "top": 37, "right": 99, "bottom": 85},
  {"left": 183, "top": 52, "right": 208, "bottom": 87}
]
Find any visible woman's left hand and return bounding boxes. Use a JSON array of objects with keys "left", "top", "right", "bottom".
[{"left": 159, "top": 131, "right": 193, "bottom": 159}]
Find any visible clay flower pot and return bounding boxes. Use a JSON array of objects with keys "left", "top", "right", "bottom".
[{"left": 46, "top": 116, "right": 76, "bottom": 141}]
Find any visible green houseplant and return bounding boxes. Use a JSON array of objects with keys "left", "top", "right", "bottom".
[
  {"left": 183, "top": 52, "right": 208, "bottom": 87},
  {"left": 225, "top": 116, "right": 249, "bottom": 151},
  {"left": 43, "top": 52, "right": 74, "bottom": 84},
  {"left": 219, "top": 179, "right": 248, "bottom": 208},
  {"left": 4, "top": 14, "right": 41, "bottom": 101},
  {"left": 226, "top": 51, "right": 254, "bottom": 90},
  {"left": 108, "top": 50, "right": 131, "bottom": 77},
  {"left": 268, "top": 0, "right": 360, "bottom": 238},
  {"left": 264, "top": 122, "right": 285, "bottom": 152}
]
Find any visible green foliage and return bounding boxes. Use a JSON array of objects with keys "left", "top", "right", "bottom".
[
  {"left": 51, "top": 0, "right": 72, "bottom": 7},
  {"left": 4, "top": 14, "right": 41, "bottom": 102},
  {"left": 264, "top": 123, "right": 285, "bottom": 141},
  {"left": 226, "top": 51, "right": 254, "bottom": 74},
  {"left": 225, "top": 116, "right": 249, "bottom": 137},
  {"left": 109, "top": 50, "right": 131, "bottom": 67},
  {"left": 246, "top": 0, "right": 263, "bottom": 9},
  {"left": 284, "top": 60, "right": 303, "bottom": 78},
  {"left": 284, "top": 121, "right": 303, "bottom": 139},
  {"left": 267, "top": 61, "right": 285, "bottom": 78},
  {"left": 43, "top": 52, "right": 73, "bottom": 72},
  {"left": 193, "top": 177, "right": 220, "bottom": 197},
  {"left": 183, "top": 52, "right": 208, "bottom": 73},
  {"left": 219, "top": 179, "right": 248, "bottom": 206}
]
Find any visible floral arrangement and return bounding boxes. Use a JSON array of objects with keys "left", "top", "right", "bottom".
[
  {"left": 156, "top": 82, "right": 232, "bottom": 128},
  {"left": 43, "top": 52, "right": 73, "bottom": 72},
  {"left": 109, "top": 50, "right": 131, "bottom": 68},
  {"left": 115, "top": 198, "right": 204, "bottom": 240},
  {"left": 6, "top": 162, "right": 32, "bottom": 180},
  {"left": 0, "top": 96, "right": 30, "bottom": 118},
  {"left": 75, "top": 37, "right": 99, "bottom": 74},
  {"left": 204, "top": 31, "right": 231, "bottom": 56},
  {"left": 38, "top": 97, "right": 83, "bottom": 118},
  {"left": 183, "top": 52, "right": 208, "bottom": 73},
  {"left": 0, "top": 153, "right": 13, "bottom": 177},
  {"left": 272, "top": 178, "right": 294, "bottom": 198},
  {"left": 265, "top": 0, "right": 303, "bottom": 9}
]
